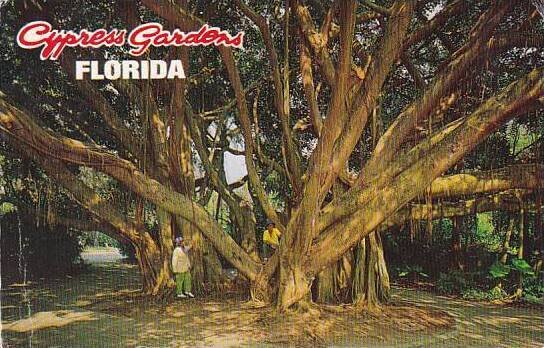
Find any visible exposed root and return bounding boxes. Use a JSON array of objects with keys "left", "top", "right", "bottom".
[
  {"left": 293, "top": 299, "right": 321, "bottom": 317},
  {"left": 240, "top": 298, "right": 268, "bottom": 309}
]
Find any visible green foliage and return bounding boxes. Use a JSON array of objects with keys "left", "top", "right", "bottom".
[
  {"left": 477, "top": 213, "right": 494, "bottom": 235},
  {"left": 523, "top": 294, "right": 544, "bottom": 305},
  {"left": 436, "top": 271, "right": 469, "bottom": 295},
  {"left": 510, "top": 258, "right": 535, "bottom": 277},
  {"left": 79, "top": 231, "right": 119, "bottom": 249},
  {"left": 387, "top": 210, "right": 543, "bottom": 301},
  {"left": 489, "top": 261, "right": 511, "bottom": 279},
  {"left": 0, "top": 202, "right": 16, "bottom": 215},
  {"left": 462, "top": 286, "right": 507, "bottom": 301},
  {"left": 397, "top": 265, "right": 429, "bottom": 281},
  {"left": 475, "top": 213, "right": 501, "bottom": 250},
  {"left": 488, "top": 258, "right": 535, "bottom": 281},
  {"left": 522, "top": 277, "right": 544, "bottom": 305}
]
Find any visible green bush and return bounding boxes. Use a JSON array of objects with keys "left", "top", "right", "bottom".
[
  {"left": 462, "top": 286, "right": 507, "bottom": 301},
  {"left": 523, "top": 294, "right": 544, "bottom": 305},
  {"left": 523, "top": 277, "right": 544, "bottom": 300},
  {"left": 510, "top": 258, "right": 535, "bottom": 277},
  {"left": 436, "top": 271, "right": 469, "bottom": 294},
  {"left": 396, "top": 265, "right": 429, "bottom": 282},
  {"left": 489, "top": 261, "right": 510, "bottom": 279}
]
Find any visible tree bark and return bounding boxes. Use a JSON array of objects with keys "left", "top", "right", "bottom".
[
  {"left": 315, "top": 231, "right": 390, "bottom": 310},
  {"left": 451, "top": 217, "right": 464, "bottom": 271},
  {"left": 501, "top": 217, "right": 515, "bottom": 265},
  {"left": 352, "top": 232, "right": 390, "bottom": 309},
  {"left": 2, "top": 0, "right": 543, "bottom": 311},
  {"left": 7, "top": 140, "right": 172, "bottom": 295},
  {"left": 535, "top": 191, "right": 543, "bottom": 275},
  {"left": 515, "top": 209, "right": 526, "bottom": 297}
]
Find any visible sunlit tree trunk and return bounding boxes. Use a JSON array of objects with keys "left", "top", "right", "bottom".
[
  {"left": 352, "top": 232, "right": 390, "bottom": 309},
  {"left": 501, "top": 217, "right": 515, "bottom": 265},
  {"left": 148, "top": 209, "right": 175, "bottom": 297},
  {"left": 315, "top": 231, "right": 390, "bottom": 310},
  {"left": 135, "top": 233, "right": 163, "bottom": 295},
  {"left": 497, "top": 216, "right": 515, "bottom": 290}
]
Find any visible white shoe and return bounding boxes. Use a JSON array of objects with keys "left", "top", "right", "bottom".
[
  {"left": 185, "top": 292, "right": 195, "bottom": 298},
  {"left": 177, "top": 293, "right": 187, "bottom": 298}
]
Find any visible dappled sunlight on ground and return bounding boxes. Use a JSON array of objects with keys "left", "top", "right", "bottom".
[
  {"left": 393, "top": 287, "right": 544, "bottom": 347},
  {"left": 3, "top": 310, "right": 97, "bottom": 332},
  {"left": 1, "top": 255, "right": 543, "bottom": 347}
]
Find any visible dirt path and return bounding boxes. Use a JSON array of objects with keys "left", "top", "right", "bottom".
[
  {"left": 388, "top": 288, "right": 544, "bottom": 347},
  {"left": 1, "top": 253, "right": 543, "bottom": 347}
]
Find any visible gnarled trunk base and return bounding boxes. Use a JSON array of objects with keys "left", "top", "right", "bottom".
[{"left": 315, "top": 231, "right": 390, "bottom": 310}]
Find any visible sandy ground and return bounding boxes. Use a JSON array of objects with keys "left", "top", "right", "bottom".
[{"left": 1, "top": 250, "right": 543, "bottom": 347}]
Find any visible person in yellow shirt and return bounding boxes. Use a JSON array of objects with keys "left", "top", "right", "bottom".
[{"left": 262, "top": 222, "right": 281, "bottom": 260}]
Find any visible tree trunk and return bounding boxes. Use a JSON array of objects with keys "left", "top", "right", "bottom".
[
  {"left": 200, "top": 239, "right": 224, "bottom": 291},
  {"left": 501, "top": 217, "right": 515, "bottom": 265},
  {"left": 496, "top": 216, "right": 515, "bottom": 290},
  {"left": 352, "top": 232, "right": 390, "bottom": 309},
  {"left": 239, "top": 203, "right": 260, "bottom": 262},
  {"left": 315, "top": 231, "right": 390, "bottom": 310},
  {"left": 149, "top": 208, "right": 176, "bottom": 298},
  {"left": 535, "top": 191, "right": 543, "bottom": 275},
  {"left": 315, "top": 264, "right": 337, "bottom": 303},
  {"left": 129, "top": 229, "right": 168, "bottom": 296},
  {"left": 515, "top": 209, "right": 525, "bottom": 298},
  {"left": 134, "top": 237, "right": 158, "bottom": 294},
  {"left": 451, "top": 216, "right": 464, "bottom": 271},
  {"left": 173, "top": 215, "right": 223, "bottom": 293},
  {"left": 277, "top": 259, "right": 313, "bottom": 311},
  {"left": 315, "top": 252, "right": 353, "bottom": 303}
]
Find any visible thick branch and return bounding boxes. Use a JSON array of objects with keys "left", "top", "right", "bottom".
[
  {"left": 293, "top": 0, "right": 336, "bottom": 86},
  {"left": 360, "top": 0, "right": 391, "bottom": 16},
  {"left": 384, "top": 190, "right": 536, "bottom": 229},
  {"left": 309, "top": 66, "right": 544, "bottom": 274},
  {"left": 363, "top": 1, "right": 518, "bottom": 184},
  {"left": 219, "top": 47, "right": 286, "bottom": 232},
  {"left": 141, "top": 0, "right": 285, "bottom": 232},
  {"left": 18, "top": 203, "right": 127, "bottom": 244},
  {"left": 186, "top": 101, "right": 250, "bottom": 231},
  {"left": 0, "top": 92, "right": 261, "bottom": 281},
  {"left": 429, "top": 164, "right": 544, "bottom": 200},
  {"left": 299, "top": 36, "right": 322, "bottom": 135},
  {"left": 59, "top": 53, "right": 144, "bottom": 161},
  {"left": 282, "top": 1, "right": 414, "bottom": 263},
  {"left": 328, "top": 0, "right": 415, "bottom": 193},
  {"left": 8, "top": 141, "right": 144, "bottom": 246}
]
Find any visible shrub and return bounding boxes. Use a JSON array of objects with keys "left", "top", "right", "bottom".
[
  {"left": 396, "top": 264, "right": 429, "bottom": 282},
  {"left": 436, "top": 271, "right": 468, "bottom": 295},
  {"left": 462, "top": 286, "right": 507, "bottom": 301},
  {"left": 523, "top": 277, "right": 544, "bottom": 302}
]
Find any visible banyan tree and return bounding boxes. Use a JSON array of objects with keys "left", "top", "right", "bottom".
[{"left": 0, "top": 0, "right": 543, "bottom": 311}]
